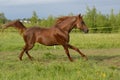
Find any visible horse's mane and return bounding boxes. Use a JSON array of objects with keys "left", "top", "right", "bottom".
[{"left": 54, "top": 16, "right": 71, "bottom": 26}]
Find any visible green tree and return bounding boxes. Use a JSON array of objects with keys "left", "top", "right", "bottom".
[
  {"left": 46, "top": 15, "right": 55, "bottom": 27},
  {"left": 84, "top": 6, "right": 119, "bottom": 33},
  {"left": 109, "top": 9, "right": 117, "bottom": 32},
  {"left": 96, "top": 12, "right": 111, "bottom": 33},
  {"left": 0, "top": 12, "right": 7, "bottom": 24},
  {"left": 115, "top": 11, "right": 120, "bottom": 32},
  {"left": 116, "top": 11, "right": 120, "bottom": 26},
  {"left": 39, "top": 15, "right": 55, "bottom": 28},
  {"left": 30, "top": 11, "right": 39, "bottom": 25},
  {"left": 84, "top": 6, "right": 97, "bottom": 32}
]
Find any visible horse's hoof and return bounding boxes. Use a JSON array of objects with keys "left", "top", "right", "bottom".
[
  {"left": 69, "top": 59, "right": 74, "bottom": 62},
  {"left": 84, "top": 56, "right": 88, "bottom": 61},
  {"left": 28, "top": 56, "right": 34, "bottom": 61},
  {"left": 29, "top": 57, "right": 34, "bottom": 61},
  {"left": 19, "top": 58, "right": 22, "bottom": 61},
  {"left": 19, "top": 57, "right": 22, "bottom": 61}
]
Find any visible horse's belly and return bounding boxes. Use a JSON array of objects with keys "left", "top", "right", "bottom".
[
  {"left": 39, "top": 41, "right": 58, "bottom": 46},
  {"left": 36, "top": 37, "right": 58, "bottom": 46}
]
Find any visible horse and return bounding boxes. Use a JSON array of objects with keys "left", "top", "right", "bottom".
[{"left": 2, "top": 14, "right": 89, "bottom": 61}]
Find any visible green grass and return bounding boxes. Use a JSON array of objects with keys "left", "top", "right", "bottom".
[
  {"left": 70, "top": 33, "right": 120, "bottom": 49},
  {"left": 0, "top": 32, "right": 120, "bottom": 80},
  {"left": 0, "top": 49, "right": 120, "bottom": 80}
]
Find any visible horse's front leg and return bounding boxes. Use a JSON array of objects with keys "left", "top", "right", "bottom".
[
  {"left": 63, "top": 45, "right": 73, "bottom": 62},
  {"left": 67, "top": 44, "right": 88, "bottom": 60}
]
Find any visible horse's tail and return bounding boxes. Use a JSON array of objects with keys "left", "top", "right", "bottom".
[{"left": 2, "top": 20, "right": 27, "bottom": 34}]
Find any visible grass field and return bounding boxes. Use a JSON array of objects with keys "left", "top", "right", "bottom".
[{"left": 0, "top": 32, "right": 120, "bottom": 80}]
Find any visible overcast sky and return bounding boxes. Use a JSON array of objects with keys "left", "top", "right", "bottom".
[{"left": 0, "top": 0, "right": 120, "bottom": 20}]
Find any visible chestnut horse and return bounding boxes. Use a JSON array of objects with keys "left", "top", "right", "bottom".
[{"left": 2, "top": 14, "right": 89, "bottom": 61}]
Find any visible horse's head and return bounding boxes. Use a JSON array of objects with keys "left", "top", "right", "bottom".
[
  {"left": 75, "top": 14, "right": 89, "bottom": 33},
  {"left": 2, "top": 20, "right": 20, "bottom": 29}
]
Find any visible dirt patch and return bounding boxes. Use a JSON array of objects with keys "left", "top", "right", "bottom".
[
  {"left": 84, "top": 48, "right": 120, "bottom": 69},
  {"left": 102, "top": 56, "right": 120, "bottom": 68}
]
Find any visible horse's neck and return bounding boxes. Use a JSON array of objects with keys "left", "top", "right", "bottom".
[{"left": 56, "top": 17, "right": 76, "bottom": 33}]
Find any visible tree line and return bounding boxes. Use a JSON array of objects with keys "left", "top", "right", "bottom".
[
  {"left": 84, "top": 7, "right": 120, "bottom": 33},
  {"left": 0, "top": 7, "right": 120, "bottom": 33}
]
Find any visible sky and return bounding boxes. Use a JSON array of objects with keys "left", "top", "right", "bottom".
[{"left": 0, "top": 0, "right": 120, "bottom": 20}]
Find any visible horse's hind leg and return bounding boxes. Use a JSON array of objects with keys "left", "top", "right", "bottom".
[
  {"left": 25, "top": 44, "right": 34, "bottom": 60},
  {"left": 25, "top": 51, "right": 33, "bottom": 60},
  {"left": 19, "top": 43, "right": 34, "bottom": 60},
  {"left": 67, "top": 44, "right": 88, "bottom": 60},
  {"left": 19, "top": 33, "right": 35, "bottom": 60},
  {"left": 19, "top": 50, "right": 24, "bottom": 60},
  {"left": 19, "top": 44, "right": 27, "bottom": 60}
]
